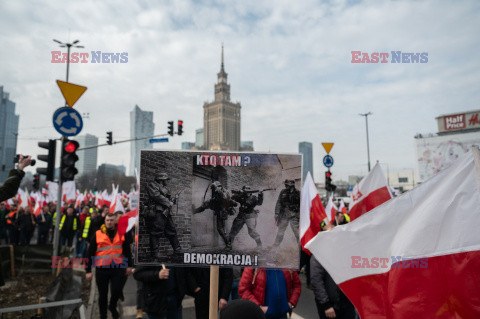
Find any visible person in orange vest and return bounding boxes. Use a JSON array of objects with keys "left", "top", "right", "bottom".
[{"left": 85, "top": 213, "right": 133, "bottom": 319}]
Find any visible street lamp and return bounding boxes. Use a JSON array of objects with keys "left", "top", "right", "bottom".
[
  {"left": 51, "top": 38, "right": 84, "bottom": 273},
  {"left": 52, "top": 39, "right": 84, "bottom": 83},
  {"left": 359, "top": 112, "right": 372, "bottom": 172}
]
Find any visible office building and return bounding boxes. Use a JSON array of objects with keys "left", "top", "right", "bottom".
[
  {"left": 299, "top": 141, "right": 313, "bottom": 181},
  {"left": 0, "top": 86, "right": 19, "bottom": 181},
  {"left": 76, "top": 134, "right": 98, "bottom": 177},
  {"left": 130, "top": 105, "right": 154, "bottom": 176}
]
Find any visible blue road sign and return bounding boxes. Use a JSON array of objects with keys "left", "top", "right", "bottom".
[
  {"left": 52, "top": 107, "right": 83, "bottom": 137},
  {"left": 323, "top": 154, "right": 334, "bottom": 168},
  {"left": 149, "top": 138, "right": 169, "bottom": 143}
]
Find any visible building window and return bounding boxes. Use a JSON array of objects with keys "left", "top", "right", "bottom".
[{"left": 398, "top": 177, "right": 408, "bottom": 183}]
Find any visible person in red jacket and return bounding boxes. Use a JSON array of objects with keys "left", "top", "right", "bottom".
[{"left": 239, "top": 267, "right": 301, "bottom": 319}]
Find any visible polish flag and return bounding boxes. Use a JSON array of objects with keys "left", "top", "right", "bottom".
[
  {"left": 46, "top": 182, "right": 58, "bottom": 203},
  {"left": 117, "top": 208, "right": 138, "bottom": 238},
  {"left": 33, "top": 196, "right": 43, "bottom": 217},
  {"left": 102, "top": 190, "right": 111, "bottom": 207},
  {"left": 349, "top": 163, "right": 392, "bottom": 221},
  {"left": 306, "top": 148, "right": 480, "bottom": 318},
  {"left": 62, "top": 181, "right": 76, "bottom": 203},
  {"left": 339, "top": 199, "right": 347, "bottom": 214},
  {"left": 75, "top": 193, "right": 84, "bottom": 209},
  {"left": 17, "top": 188, "right": 30, "bottom": 208},
  {"left": 325, "top": 194, "right": 338, "bottom": 224},
  {"left": 299, "top": 172, "right": 328, "bottom": 255}
]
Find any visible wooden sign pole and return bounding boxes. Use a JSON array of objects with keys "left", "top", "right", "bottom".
[{"left": 209, "top": 265, "right": 219, "bottom": 319}]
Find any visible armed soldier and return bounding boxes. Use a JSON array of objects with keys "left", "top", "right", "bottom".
[
  {"left": 145, "top": 173, "right": 182, "bottom": 255},
  {"left": 272, "top": 179, "right": 300, "bottom": 247},
  {"left": 194, "top": 181, "right": 237, "bottom": 250},
  {"left": 229, "top": 186, "right": 270, "bottom": 249}
]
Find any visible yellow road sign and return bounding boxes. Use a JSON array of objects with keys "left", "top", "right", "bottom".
[
  {"left": 322, "top": 142, "right": 334, "bottom": 154},
  {"left": 56, "top": 80, "right": 87, "bottom": 108}
]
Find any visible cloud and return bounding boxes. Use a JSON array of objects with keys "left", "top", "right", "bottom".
[{"left": 0, "top": 0, "right": 479, "bottom": 182}]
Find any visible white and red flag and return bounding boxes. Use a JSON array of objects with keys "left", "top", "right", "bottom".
[
  {"left": 339, "top": 199, "right": 347, "bottom": 214},
  {"left": 299, "top": 172, "right": 328, "bottom": 255},
  {"left": 306, "top": 148, "right": 480, "bottom": 318},
  {"left": 325, "top": 194, "right": 338, "bottom": 224},
  {"left": 117, "top": 208, "right": 138, "bottom": 238},
  {"left": 349, "top": 162, "right": 392, "bottom": 221},
  {"left": 62, "top": 181, "right": 76, "bottom": 204}
]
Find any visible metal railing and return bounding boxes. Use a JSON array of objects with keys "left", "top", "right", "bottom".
[{"left": 0, "top": 298, "right": 85, "bottom": 319}]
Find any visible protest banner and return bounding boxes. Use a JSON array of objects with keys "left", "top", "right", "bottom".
[{"left": 135, "top": 150, "right": 302, "bottom": 269}]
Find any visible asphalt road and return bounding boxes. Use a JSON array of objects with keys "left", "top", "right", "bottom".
[{"left": 120, "top": 271, "right": 320, "bottom": 319}]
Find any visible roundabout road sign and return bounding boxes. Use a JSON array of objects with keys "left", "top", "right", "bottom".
[
  {"left": 323, "top": 155, "right": 334, "bottom": 168},
  {"left": 52, "top": 107, "right": 83, "bottom": 137}
]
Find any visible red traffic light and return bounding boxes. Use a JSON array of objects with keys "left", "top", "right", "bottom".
[
  {"left": 178, "top": 120, "right": 183, "bottom": 126},
  {"left": 64, "top": 141, "right": 79, "bottom": 153},
  {"left": 326, "top": 172, "right": 332, "bottom": 178}
]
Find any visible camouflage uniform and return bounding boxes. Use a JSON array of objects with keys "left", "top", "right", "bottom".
[
  {"left": 229, "top": 187, "right": 263, "bottom": 248},
  {"left": 273, "top": 180, "right": 300, "bottom": 247},
  {"left": 195, "top": 181, "right": 236, "bottom": 249},
  {"left": 145, "top": 173, "right": 181, "bottom": 255}
]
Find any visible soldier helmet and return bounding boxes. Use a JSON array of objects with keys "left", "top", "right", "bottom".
[
  {"left": 284, "top": 179, "right": 295, "bottom": 186},
  {"left": 211, "top": 181, "right": 222, "bottom": 188},
  {"left": 155, "top": 173, "right": 170, "bottom": 182},
  {"left": 242, "top": 186, "right": 251, "bottom": 191}
]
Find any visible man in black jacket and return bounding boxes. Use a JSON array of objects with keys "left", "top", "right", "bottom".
[
  {"left": 134, "top": 266, "right": 188, "bottom": 319},
  {"left": 186, "top": 267, "right": 233, "bottom": 319},
  {"left": 36, "top": 205, "right": 52, "bottom": 244},
  {"left": 310, "top": 226, "right": 356, "bottom": 319},
  {"left": 18, "top": 206, "right": 35, "bottom": 245}
]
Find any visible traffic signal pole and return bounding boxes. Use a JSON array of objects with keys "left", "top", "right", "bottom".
[{"left": 52, "top": 137, "right": 64, "bottom": 274}]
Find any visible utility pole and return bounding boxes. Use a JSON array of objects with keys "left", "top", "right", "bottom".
[
  {"left": 52, "top": 38, "right": 84, "bottom": 270},
  {"left": 359, "top": 112, "right": 372, "bottom": 172}
]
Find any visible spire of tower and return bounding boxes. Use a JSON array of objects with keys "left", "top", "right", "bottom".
[{"left": 221, "top": 42, "right": 225, "bottom": 72}]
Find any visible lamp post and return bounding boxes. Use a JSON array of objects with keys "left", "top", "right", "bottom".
[
  {"left": 359, "top": 112, "right": 372, "bottom": 172},
  {"left": 51, "top": 38, "right": 84, "bottom": 273},
  {"left": 53, "top": 39, "right": 84, "bottom": 83}
]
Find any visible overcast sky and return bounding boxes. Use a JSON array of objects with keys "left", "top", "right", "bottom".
[{"left": 1, "top": 0, "right": 478, "bottom": 182}]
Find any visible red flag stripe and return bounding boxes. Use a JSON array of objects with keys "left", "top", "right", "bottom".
[
  {"left": 300, "top": 194, "right": 325, "bottom": 255},
  {"left": 349, "top": 186, "right": 392, "bottom": 221},
  {"left": 339, "top": 250, "right": 480, "bottom": 318}
]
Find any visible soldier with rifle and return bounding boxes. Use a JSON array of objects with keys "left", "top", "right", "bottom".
[
  {"left": 272, "top": 179, "right": 300, "bottom": 247},
  {"left": 194, "top": 181, "right": 237, "bottom": 250},
  {"left": 229, "top": 186, "right": 275, "bottom": 249},
  {"left": 145, "top": 173, "right": 182, "bottom": 255}
]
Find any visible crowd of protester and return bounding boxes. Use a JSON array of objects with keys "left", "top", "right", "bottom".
[{"left": 0, "top": 185, "right": 357, "bottom": 318}]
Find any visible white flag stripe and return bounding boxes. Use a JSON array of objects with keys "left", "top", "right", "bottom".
[
  {"left": 306, "top": 150, "right": 480, "bottom": 284},
  {"left": 299, "top": 172, "right": 317, "bottom": 239}
]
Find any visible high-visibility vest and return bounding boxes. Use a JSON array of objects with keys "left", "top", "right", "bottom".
[
  {"left": 82, "top": 217, "right": 91, "bottom": 238},
  {"left": 94, "top": 229, "right": 124, "bottom": 267},
  {"left": 59, "top": 215, "right": 77, "bottom": 231},
  {"left": 6, "top": 211, "right": 16, "bottom": 225},
  {"left": 52, "top": 212, "right": 57, "bottom": 226}
]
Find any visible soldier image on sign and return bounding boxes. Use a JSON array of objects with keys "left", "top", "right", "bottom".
[
  {"left": 145, "top": 173, "right": 182, "bottom": 257},
  {"left": 272, "top": 179, "right": 301, "bottom": 247},
  {"left": 194, "top": 181, "right": 237, "bottom": 250},
  {"left": 137, "top": 150, "right": 302, "bottom": 269},
  {"left": 228, "top": 186, "right": 274, "bottom": 249}
]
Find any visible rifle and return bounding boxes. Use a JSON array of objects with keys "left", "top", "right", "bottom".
[{"left": 232, "top": 188, "right": 275, "bottom": 194}]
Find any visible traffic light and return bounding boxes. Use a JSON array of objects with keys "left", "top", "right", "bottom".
[
  {"left": 178, "top": 120, "right": 183, "bottom": 136},
  {"left": 61, "top": 139, "right": 79, "bottom": 181},
  {"left": 37, "top": 139, "right": 56, "bottom": 181},
  {"left": 325, "top": 171, "right": 337, "bottom": 192},
  {"left": 33, "top": 174, "right": 40, "bottom": 190},
  {"left": 168, "top": 121, "right": 174, "bottom": 136},
  {"left": 107, "top": 131, "right": 113, "bottom": 145}
]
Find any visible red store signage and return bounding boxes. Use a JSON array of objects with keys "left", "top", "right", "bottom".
[{"left": 444, "top": 114, "right": 466, "bottom": 130}]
